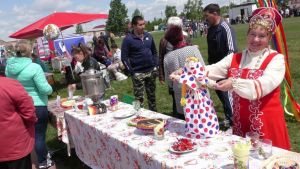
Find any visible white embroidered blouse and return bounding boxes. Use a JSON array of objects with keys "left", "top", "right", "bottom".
[{"left": 206, "top": 48, "right": 285, "bottom": 100}]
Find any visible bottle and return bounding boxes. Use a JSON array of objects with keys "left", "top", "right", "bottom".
[
  {"left": 72, "top": 102, "right": 79, "bottom": 112},
  {"left": 132, "top": 100, "right": 141, "bottom": 116},
  {"left": 56, "top": 95, "right": 61, "bottom": 108},
  {"left": 83, "top": 99, "right": 89, "bottom": 115}
]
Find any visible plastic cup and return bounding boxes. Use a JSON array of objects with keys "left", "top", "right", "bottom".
[
  {"left": 255, "top": 139, "right": 272, "bottom": 160},
  {"left": 132, "top": 100, "right": 141, "bottom": 115},
  {"left": 56, "top": 95, "right": 61, "bottom": 108},
  {"left": 110, "top": 95, "right": 118, "bottom": 111},
  {"left": 245, "top": 131, "right": 260, "bottom": 151},
  {"left": 232, "top": 141, "right": 251, "bottom": 169},
  {"left": 153, "top": 121, "right": 164, "bottom": 140}
]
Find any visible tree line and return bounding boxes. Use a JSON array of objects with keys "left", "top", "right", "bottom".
[{"left": 104, "top": 0, "right": 285, "bottom": 35}]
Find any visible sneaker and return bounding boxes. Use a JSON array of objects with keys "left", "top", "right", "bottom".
[
  {"left": 224, "top": 120, "right": 231, "bottom": 127},
  {"left": 115, "top": 72, "right": 128, "bottom": 81},
  {"left": 47, "top": 151, "right": 52, "bottom": 159},
  {"left": 39, "top": 160, "right": 55, "bottom": 169},
  {"left": 219, "top": 119, "right": 230, "bottom": 128},
  {"left": 39, "top": 153, "right": 55, "bottom": 169}
]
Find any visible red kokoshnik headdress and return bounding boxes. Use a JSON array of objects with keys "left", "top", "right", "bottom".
[{"left": 249, "top": 7, "right": 282, "bottom": 33}]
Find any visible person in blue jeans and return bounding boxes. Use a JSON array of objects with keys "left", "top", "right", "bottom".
[
  {"left": 34, "top": 106, "right": 51, "bottom": 168},
  {"left": 5, "top": 40, "right": 54, "bottom": 169}
]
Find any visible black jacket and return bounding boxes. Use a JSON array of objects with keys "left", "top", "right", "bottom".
[
  {"left": 207, "top": 20, "right": 238, "bottom": 64},
  {"left": 65, "top": 56, "right": 100, "bottom": 86},
  {"left": 81, "top": 56, "right": 100, "bottom": 72},
  {"left": 121, "top": 31, "right": 158, "bottom": 75}
]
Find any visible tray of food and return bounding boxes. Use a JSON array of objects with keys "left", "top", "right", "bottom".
[
  {"left": 136, "top": 118, "right": 166, "bottom": 134},
  {"left": 60, "top": 99, "right": 76, "bottom": 109},
  {"left": 136, "top": 118, "right": 165, "bottom": 129},
  {"left": 261, "top": 152, "right": 300, "bottom": 169},
  {"left": 127, "top": 116, "right": 148, "bottom": 126},
  {"left": 169, "top": 138, "right": 197, "bottom": 154}
]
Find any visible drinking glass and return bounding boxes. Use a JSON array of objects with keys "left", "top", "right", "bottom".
[
  {"left": 254, "top": 139, "right": 272, "bottom": 160},
  {"left": 56, "top": 95, "right": 61, "bottom": 108},
  {"left": 232, "top": 141, "right": 251, "bottom": 169},
  {"left": 245, "top": 131, "right": 260, "bottom": 151},
  {"left": 154, "top": 122, "right": 164, "bottom": 140},
  {"left": 132, "top": 100, "right": 141, "bottom": 115},
  {"left": 110, "top": 95, "right": 119, "bottom": 111}
]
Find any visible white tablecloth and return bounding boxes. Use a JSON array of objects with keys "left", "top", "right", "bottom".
[
  {"left": 48, "top": 100, "right": 73, "bottom": 156},
  {"left": 63, "top": 101, "right": 296, "bottom": 169}
]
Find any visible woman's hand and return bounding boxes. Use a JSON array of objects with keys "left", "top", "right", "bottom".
[
  {"left": 215, "top": 79, "right": 233, "bottom": 91},
  {"left": 170, "top": 73, "right": 180, "bottom": 82},
  {"left": 170, "top": 68, "right": 182, "bottom": 82}
]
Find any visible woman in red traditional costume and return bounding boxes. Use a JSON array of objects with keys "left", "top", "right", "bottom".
[{"left": 206, "top": 7, "right": 291, "bottom": 150}]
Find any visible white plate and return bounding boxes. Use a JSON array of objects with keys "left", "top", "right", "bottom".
[
  {"left": 113, "top": 111, "right": 136, "bottom": 119},
  {"left": 261, "top": 152, "right": 300, "bottom": 169},
  {"left": 168, "top": 144, "right": 197, "bottom": 154}
]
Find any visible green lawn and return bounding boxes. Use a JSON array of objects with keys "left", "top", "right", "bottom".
[{"left": 46, "top": 17, "right": 300, "bottom": 168}]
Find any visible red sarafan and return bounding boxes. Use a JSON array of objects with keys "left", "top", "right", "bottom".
[{"left": 171, "top": 138, "right": 196, "bottom": 151}]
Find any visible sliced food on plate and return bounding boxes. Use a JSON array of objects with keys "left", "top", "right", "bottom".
[
  {"left": 169, "top": 138, "right": 197, "bottom": 154},
  {"left": 60, "top": 99, "right": 76, "bottom": 108},
  {"left": 128, "top": 116, "right": 148, "bottom": 126}
]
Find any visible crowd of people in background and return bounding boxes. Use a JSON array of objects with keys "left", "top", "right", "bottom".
[
  {"left": 279, "top": 5, "right": 300, "bottom": 18},
  {"left": 0, "top": 3, "right": 295, "bottom": 168},
  {"left": 182, "top": 20, "right": 209, "bottom": 38}
]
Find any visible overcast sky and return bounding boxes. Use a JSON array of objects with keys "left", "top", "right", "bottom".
[{"left": 0, "top": 0, "right": 234, "bottom": 41}]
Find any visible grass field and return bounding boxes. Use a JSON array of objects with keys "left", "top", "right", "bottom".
[{"left": 46, "top": 17, "right": 300, "bottom": 168}]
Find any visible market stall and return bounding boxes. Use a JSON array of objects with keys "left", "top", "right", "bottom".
[{"left": 48, "top": 99, "right": 300, "bottom": 169}]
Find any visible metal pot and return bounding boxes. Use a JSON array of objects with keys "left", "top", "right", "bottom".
[{"left": 80, "top": 69, "right": 105, "bottom": 99}]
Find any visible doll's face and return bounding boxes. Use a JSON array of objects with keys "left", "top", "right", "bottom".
[{"left": 185, "top": 60, "right": 197, "bottom": 70}]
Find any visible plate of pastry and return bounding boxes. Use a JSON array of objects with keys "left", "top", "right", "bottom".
[{"left": 136, "top": 118, "right": 166, "bottom": 133}]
